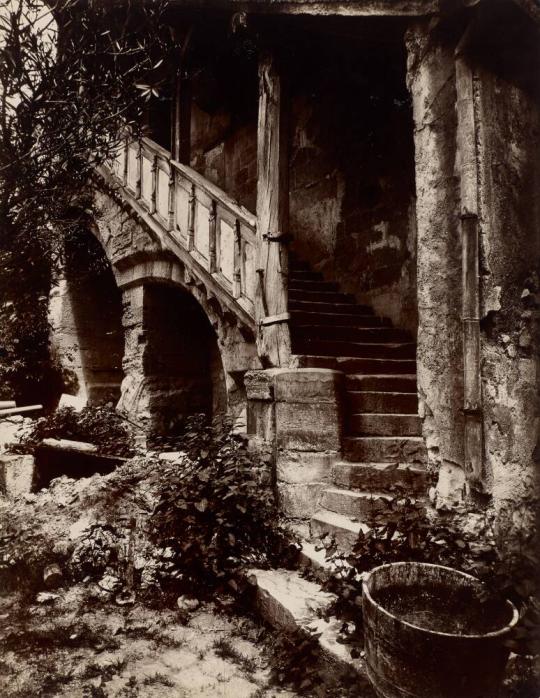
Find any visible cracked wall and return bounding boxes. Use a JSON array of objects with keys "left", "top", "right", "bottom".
[
  {"left": 475, "top": 59, "right": 540, "bottom": 544},
  {"left": 406, "top": 23, "right": 465, "bottom": 482}
]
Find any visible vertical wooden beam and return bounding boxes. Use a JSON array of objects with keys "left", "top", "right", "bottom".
[
  {"left": 255, "top": 48, "right": 291, "bottom": 367},
  {"left": 172, "top": 71, "right": 192, "bottom": 164},
  {"left": 456, "top": 41, "right": 483, "bottom": 488}
]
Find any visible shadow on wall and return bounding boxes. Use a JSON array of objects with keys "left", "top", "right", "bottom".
[
  {"left": 140, "top": 284, "right": 227, "bottom": 436},
  {"left": 63, "top": 227, "right": 125, "bottom": 406}
]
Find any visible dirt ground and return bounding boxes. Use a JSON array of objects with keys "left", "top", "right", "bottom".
[{"left": 0, "top": 585, "right": 300, "bottom": 698}]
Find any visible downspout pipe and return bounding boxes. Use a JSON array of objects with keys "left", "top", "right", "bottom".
[{"left": 455, "top": 18, "right": 484, "bottom": 489}]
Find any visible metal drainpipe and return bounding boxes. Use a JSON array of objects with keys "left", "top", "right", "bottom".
[{"left": 455, "top": 20, "right": 484, "bottom": 489}]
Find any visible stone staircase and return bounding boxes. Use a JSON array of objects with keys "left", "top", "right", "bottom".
[{"left": 288, "top": 256, "right": 428, "bottom": 551}]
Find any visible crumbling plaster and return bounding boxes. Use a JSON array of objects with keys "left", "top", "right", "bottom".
[
  {"left": 474, "top": 62, "right": 540, "bottom": 540},
  {"left": 405, "top": 23, "right": 465, "bottom": 478}
]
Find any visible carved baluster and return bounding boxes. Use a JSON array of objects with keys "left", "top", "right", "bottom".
[
  {"left": 233, "top": 220, "right": 242, "bottom": 298},
  {"left": 187, "top": 183, "right": 196, "bottom": 251},
  {"left": 168, "top": 164, "right": 176, "bottom": 231},
  {"left": 122, "top": 136, "right": 129, "bottom": 186},
  {"left": 150, "top": 154, "right": 158, "bottom": 214},
  {"left": 209, "top": 200, "right": 217, "bottom": 273},
  {"left": 135, "top": 142, "right": 142, "bottom": 200}
]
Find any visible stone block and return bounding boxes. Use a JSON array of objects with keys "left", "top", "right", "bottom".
[
  {"left": 436, "top": 462, "right": 466, "bottom": 509},
  {"left": 276, "top": 402, "right": 342, "bottom": 451},
  {"left": 278, "top": 482, "right": 326, "bottom": 519},
  {"left": 244, "top": 369, "right": 280, "bottom": 401},
  {"left": 274, "top": 369, "right": 343, "bottom": 404},
  {"left": 276, "top": 451, "right": 337, "bottom": 485},
  {"left": 0, "top": 454, "right": 35, "bottom": 497},
  {"left": 246, "top": 400, "right": 274, "bottom": 443}
]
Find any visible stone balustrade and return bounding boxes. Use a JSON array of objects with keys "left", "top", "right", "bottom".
[{"left": 110, "top": 135, "right": 258, "bottom": 322}]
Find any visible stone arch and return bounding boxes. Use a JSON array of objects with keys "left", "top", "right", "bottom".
[
  {"left": 85, "top": 189, "right": 260, "bottom": 433},
  {"left": 50, "top": 226, "right": 125, "bottom": 405}
]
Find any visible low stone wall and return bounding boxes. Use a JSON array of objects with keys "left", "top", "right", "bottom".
[{"left": 246, "top": 368, "right": 343, "bottom": 520}]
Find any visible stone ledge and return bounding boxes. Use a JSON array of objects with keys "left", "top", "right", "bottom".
[
  {"left": 274, "top": 369, "right": 343, "bottom": 404},
  {"left": 247, "top": 567, "right": 373, "bottom": 689}
]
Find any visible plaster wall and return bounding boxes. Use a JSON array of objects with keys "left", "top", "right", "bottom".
[
  {"left": 288, "top": 38, "right": 418, "bottom": 333},
  {"left": 405, "top": 24, "right": 465, "bottom": 477},
  {"left": 188, "top": 26, "right": 418, "bottom": 333},
  {"left": 475, "top": 64, "right": 540, "bottom": 542}
]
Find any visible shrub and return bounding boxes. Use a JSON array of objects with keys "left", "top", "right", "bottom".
[
  {"left": 8, "top": 405, "right": 135, "bottom": 457},
  {"left": 149, "top": 414, "right": 299, "bottom": 597},
  {"left": 316, "top": 488, "right": 540, "bottom": 657}
]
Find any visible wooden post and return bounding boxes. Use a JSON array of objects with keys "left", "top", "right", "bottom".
[
  {"left": 255, "top": 48, "right": 291, "bottom": 367},
  {"left": 456, "top": 40, "right": 483, "bottom": 488},
  {"left": 172, "top": 69, "right": 192, "bottom": 164}
]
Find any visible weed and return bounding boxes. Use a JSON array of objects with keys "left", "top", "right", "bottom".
[
  {"left": 212, "top": 638, "right": 258, "bottom": 675},
  {"left": 142, "top": 672, "right": 175, "bottom": 687}
]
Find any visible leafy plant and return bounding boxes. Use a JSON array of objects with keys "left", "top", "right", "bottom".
[
  {"left": 8, "top": 405, "right": 136, "bottom": 457},
  {"left": 315, "top": 487, "right": 540, "bottom": 657},
  {"left": 0, "top": 0, "right": 173, "bottom": 405},
  {"left": 149, "top": 414, "right": 300, "bottom": 598}
]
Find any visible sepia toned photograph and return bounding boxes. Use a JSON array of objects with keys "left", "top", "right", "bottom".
[{"left": 0, "top": 0, "right": 538, "bottom": 695}]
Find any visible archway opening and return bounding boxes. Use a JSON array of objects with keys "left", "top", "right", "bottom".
[
  {"left": 142, "top": 283, "right": 227, "bottom": 435},
  {"left": 60, "top": 227, "right": 125, "bottom": 405}
]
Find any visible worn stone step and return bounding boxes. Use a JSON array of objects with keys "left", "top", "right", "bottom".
[
  {"left": 292, "top": 355, "right": 418, "bottom": 374},
  {"left": 294, "top": 325, "right": 410, "bottom": 343},
  {"left": 343, "top": 436, "right": 427, "bottom": 464},
  {"left": 332, "top": 461, "right": 428, "bottom": 493},
  {"left": 293, "top": 339, "right": 416, "bottom": 360},
  {"left": 289, "top": 280, "right": 340, "bottom": 293},
  {"left": 346, "top": 374, "right": 417, "bottom": 392},
  {"left": 288, "top": 300, "right": 373, "bottom": 315},
  {"left": 289, "top": 270, "right": 323, "bottom": 281},
  {"left": 346, "top": 391, "right": 418, "bottom": 414},
  {"left": 310, "top": 509, "right": 368, "bottom": 552},
  {"left": 320, "top": 487, "right": 392, "bottom": 518},
  {"left": 248, "top": 567, "right": 373, "bottom": 689},
  {"left": 347, "top": 412, "right": 422, "bottom": 436},
  {"left": 288, "top": 289, "right": 355, "bottom": 304},
  {"left": 290, "top": 311, "right": 390, "bottom": 328}
]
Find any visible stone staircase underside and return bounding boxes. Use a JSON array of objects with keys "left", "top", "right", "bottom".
[{"left": 288, "top": 256, "right": 427, "bottom": 551}]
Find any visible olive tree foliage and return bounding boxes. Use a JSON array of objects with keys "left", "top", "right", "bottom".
[{"left": 0, "top": 0, "right": 173, "bottom": 405}]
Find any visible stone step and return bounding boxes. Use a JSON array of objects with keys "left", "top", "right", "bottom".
[
  {"left": 292, "top": 355, "right": 418, "bottom": 374},
  {"left": 320, "top": 487, "right": 392, "bottom": 518},
  {"left": 347, "top": 412, "right": 422, "bottom": 436},
  {"left": 288, "top": 289, "right": 355, "bottom": 304},
  {"left": 294, "top": 325, "right": 410, "bottom": 344},
  {"left": 289, "top": 280, "right": 340, "bottom": 293},
  {"left": 290, "top": 311, "right": 390, "bottom": 328},
  {"left": 310, "top": 509, "right": 368, "bottom": 552},
  {"left": 343, "top": 436, "right": 427, "bottom": 464},
  {"left": 345, "top": 374, "right": 417, "bottom": 392},
  {"left": 332, "top": 461, "right": 428, "bottom": 493},
  {"left": 346, "top": 391, "right": 418, "bottom": 414},
  {"left": 289, "top": 270, "right": 323, "bottom": 281},
  {"left": 292, "top": 339, "right": 416, "bottom": 360},
  {"left": 288, "top": 300, "right": 374, "bottom": 315},
  {"left": 248, "top": 567, "right": 373, "bottom": 689}
]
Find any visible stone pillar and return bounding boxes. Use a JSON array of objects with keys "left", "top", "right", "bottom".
[
  {"left": 116, "top": 283, "right": 150, "bottom": 429},
  {"left": 405, "top": 22, "right": 466, "bottom": 503},
  {"left": 246, "top": 368, "right": 343, "bottom": 520}
]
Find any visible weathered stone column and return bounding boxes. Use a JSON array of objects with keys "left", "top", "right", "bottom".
[
  {"left": 405, "top": 22, "right": 466, "bottom": 505},
  {"left": 246, "top": 368, "right": 343, "bottom": 519},
  {"left": 116, "top": 283, "right": 150, "bottom": 430}
]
